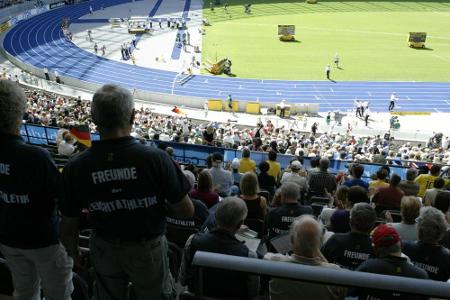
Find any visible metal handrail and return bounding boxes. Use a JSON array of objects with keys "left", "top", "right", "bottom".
[{"left": 192, "top": 251, "right": 450, "bottom": 299}]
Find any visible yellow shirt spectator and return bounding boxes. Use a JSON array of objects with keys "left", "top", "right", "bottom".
[
  {"left": 239, "top": 157, "right": 256, "bottom": 173},
  {"left": 369, "top": 180, "right": 389, "bottom": 189},
  {"left": 267, "top": 160, "right": 281, "bottom": 181},
  {"left": 415, "top": 174, "right": 438, "bottom": 197}
]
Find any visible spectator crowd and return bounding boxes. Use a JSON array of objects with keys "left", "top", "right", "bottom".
[{"left": 19, "top": 84, "right": 450, "bottom": 167}]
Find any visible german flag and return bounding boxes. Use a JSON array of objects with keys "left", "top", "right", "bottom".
[{"left": 70, "top": 124, "right": 92, "bottom": 147}]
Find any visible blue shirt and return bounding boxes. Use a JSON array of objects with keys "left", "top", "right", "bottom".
[{"left": 343, "top": 178, "right": 369, "bottom": 190}]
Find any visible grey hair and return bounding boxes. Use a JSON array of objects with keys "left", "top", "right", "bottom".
[
  {"left": 0, "top": 80, "right": 26, "bottom": 134},
  {"left": 215, "top": 197, "right": 248, "bottom": 231},
  {"left": 290, "top": 215, "right": 322, "bottom": 256},
  {"left": 91, "top": 84, "right": 134, "bottom": 131},
  {"left": 350, "top": 202, "right": 376, "bottom": 233},
  {"left": 183, "top": 170, "right": 195, "bottom": 192},
  {"left": 319, "top": 157, "right": 330, "bottom": 170},
  {"left": 281, "top": 182, "right": 300, "bottom": 202},
  {"left": 417, "top": 207, "right": 447, "bottom": 244},
  {"left": 406, "top": 168, "right": 418, "bottom": 181}
]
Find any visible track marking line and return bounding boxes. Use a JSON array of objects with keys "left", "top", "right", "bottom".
[{"left": 429, "top": 53, "right": 450, "bottom": 64}]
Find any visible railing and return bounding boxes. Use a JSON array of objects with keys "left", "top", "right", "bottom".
[
  {"left": 20, "top": 123, "right": 100, "bottom": 145},
  {"left": 20, "top": 123, "right": 440, "bottom": 179},
  {"left": 192, "top": 251, "right": 450, "bottom": 299}
]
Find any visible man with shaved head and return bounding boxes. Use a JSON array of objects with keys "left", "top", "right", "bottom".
[{"left": 265, "top": 215, "right": 346, "bottom": 299}]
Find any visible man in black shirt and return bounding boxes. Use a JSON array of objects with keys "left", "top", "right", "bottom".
[
  {"left": 402, "top": 207, "right": 450, "bottom": 281},
  {"left": 266, "top": 182, "right": 313, "bottom": 239},
  {"left": 257, "top": 161, "right": 276, "bottom": 197},
  {"left": 166, "top": 171, "right": 209, "bottom": 247},
  {"left": 0, "top": 80, "right": 73, "bottom": 299},
  {"left": 60, "top": 84, "right": 194, "bottom": 300},
  {"left": 322, "top": 203, "right": 376, "bottom": 270},
  {"left": 357, "top": 224, "right": 428, "bottom": 299},
  {"left": 180, "top": 197, "right": 258, "bottom": 299}
]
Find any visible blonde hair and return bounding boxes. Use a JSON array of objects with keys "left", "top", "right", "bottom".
[
  {"left": 197, "top": 169, "right": 212, "bottom": 191},
  {"left": 240, "top": 172, "right": 260, "bottom": 196},
  {"left": 401, "top": 196, "right": 421, "bottom": 224},
  {"left": 336, "top": 185, "right": 349, "bottom": 203}
]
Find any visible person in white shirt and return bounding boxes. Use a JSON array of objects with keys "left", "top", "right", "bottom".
[
  {"left": 325, "top": 64, "right": 331, "bottom": 79},
  {"left": 58, "top": 133, "right": 75, "bottom": 156},
  {"left": 159, "top": 131, "right": 170, "bottom": 141},
  {"left": 423, "top": 177, "right": 446, "bottom": 206},
  {"left": 389, "top": 93, "right": 398, "bottom": 111},
  {"left": 222, "top": 131, "right": 234, "bottom": 147},
  {"left": 279, "top": 100, "right": 286, "bottom": 118},
  {"left": 334, "top": 53, "right": 340, "bottom": 68},
  {"left": 388, "top": 196, "right": 420, "bottom": 242},
  {"left": 182, "top": 120, "right": 190, "bottom": 136},
  {"left": 203, "top": 101, "right": 208, "bottom": 117},
  {"left": 54, "top": 69, "right": 61, "bottom": 83},
  {"left": 354, "top": 99, "right": 362, "bottom": 117},
  {"left": 442, "top": 136, "right": 449, "bottom": 150},
  {"left": 280, "top": 160, "right": 308, "bottom": 193},
  {"left": 364, "top": 108, "right": 370, "bottom": 127},
  {"left": 56, "top": 128, "right": 69, "bottom": 146},
  {"left": 43, "top": 66, "right": 49, "bottom": 80}
]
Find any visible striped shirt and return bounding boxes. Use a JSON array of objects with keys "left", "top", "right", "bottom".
[{"left": 308, "top": 170, "right": 337, "bottom": 194}]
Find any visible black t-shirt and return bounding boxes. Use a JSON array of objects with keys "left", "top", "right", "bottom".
[
  {"left": 402, "top": 241, "right": 450, "bottom": 281},
  {"left": 0, "top": 133, "right": 60, "bottom": 249},
  {"left": 166, "top": 198, "right": 209, "bottom": 229},
  {"left": 265, "top": 203, "right": 313, "bottom": 239},
  {"left": 321, "top": 232, "right": 374, "bottom": 270},
  {"left": 258, "top": 172, "right": 276, "bottom": 194},
  {"left": 356, "top": 256, "right": 428, "bottom": 300},
  {"left": 187, "top": 229, "right": 250, "bottom": 298},
  {"left": 61, "top": 136, "right": 190, "bottom": 241}
]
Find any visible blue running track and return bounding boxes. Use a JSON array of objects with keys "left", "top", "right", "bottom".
[{"left": 3, "top": 0, "right": 450, "bottom": 112}]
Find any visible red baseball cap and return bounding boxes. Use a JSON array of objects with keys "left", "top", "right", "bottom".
[{"left": 371, "top": 224, "right": 400, "bottom": 248}]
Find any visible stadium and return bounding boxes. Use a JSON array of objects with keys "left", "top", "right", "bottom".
[{"left": 1, "top": 0, "right": 450, "bottom": 298}]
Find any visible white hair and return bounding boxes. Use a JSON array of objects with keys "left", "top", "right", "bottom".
[
  {"left": 216, "top": 197, "right": 248, "bottom": 231},
  {"left": 0, "top": 80, "right": 26, "bottom": 134},
  {"left": 183, "top": 170, "right": 195, "bottom": 192},
  {"left": 418, "top": 207, "right": 447, "bottom": 243},
  {"left": 290, "top": 215, "right": 322, "bottom": 256},
  {"left": 91, "top": 84, "right": 134, "bottom": 131}
]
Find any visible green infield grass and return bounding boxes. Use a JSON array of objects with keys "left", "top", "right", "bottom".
[{"left": 201, "top": 0, "right": 450, "bottom": 81}]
